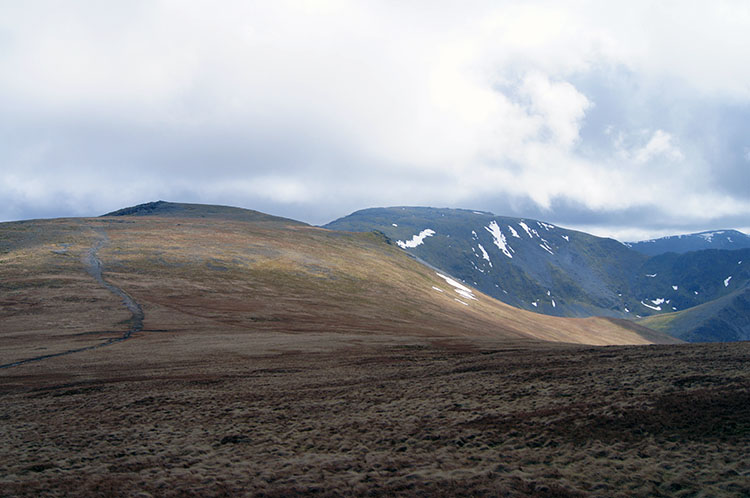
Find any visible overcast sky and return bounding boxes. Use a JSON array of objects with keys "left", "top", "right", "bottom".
[{"left": 2, "top": 1, "right": 749, "bottom": 240}]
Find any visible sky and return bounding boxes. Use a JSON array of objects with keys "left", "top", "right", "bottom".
[{"left": 1, "top": 1, "right": 750, "bottom": 241}]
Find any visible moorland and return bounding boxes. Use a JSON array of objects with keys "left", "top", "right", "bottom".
[{"left": 0, "top": 204, "right": 747, "bottom": 496}]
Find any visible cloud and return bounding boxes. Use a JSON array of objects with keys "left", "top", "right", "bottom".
[
  {"left": 1, "top": 1, "right": 750, "bottom": 239},
  {"left": 631, "top": 130, "right": 685, "bottom": 164}
]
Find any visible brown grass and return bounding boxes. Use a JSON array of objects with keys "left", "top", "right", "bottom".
[{"left": 0, "top": 342, "right": 748, "bottom": 497}]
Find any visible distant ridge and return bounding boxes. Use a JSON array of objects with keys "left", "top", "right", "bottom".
[
  {"left": 627, "top": 229, "right": 750, "bottom": 256},
  {"left": 103, "top": 200, "right": 304, "bottom": 225}
]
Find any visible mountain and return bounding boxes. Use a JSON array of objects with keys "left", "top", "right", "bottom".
[
  {"left": 325, "top": 207, "right": 646, "bottom": 318},
  {"left": 632, "top": 248, "right": 750, "bottom": 315},
  {"left": 640, "top": 284, "right": 750, "bottom": 342},
  {"left": 627, "top": 229, "right": 750, "bottom": 256},
  {"left": 324, "top": 206, "right": 750, "bottom": 342},
  {"left": 103, "top": 199, "right": 303, "bottom": 224},
  {"left": 0, "top": 203, "right": 674, "bottom": 370},
  {"left": 636, "top": 248, "right": 750, "bottom": 342}
]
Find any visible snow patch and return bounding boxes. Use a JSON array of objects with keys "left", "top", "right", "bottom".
[
  {"left": 641, "top": 300, "right": 662, "bottom": 311},
  {"left": 397, "top": 229, "right": 435, "bottom": 249},
  {"left": 507, "top": 225, "right": 521, "bottom": 238},
  {"left": 518, "top": 221, "right": 537, "bottom": 238},
  {"left": 485, "top": 221, "right": 513, "bottom": 259},
  {"left": 645, "top": 273, "right": 657, "bottom": 278},
  {"left": 538, "top": 221, "right": 555, "bottom": 231},
  {"left": 436, "top": 273, "right": 477, "bottom": 301},
  {"left": 624, "top": 307, "right": 630, "bottom": 313},
  {"left": 392, "top": 223, "right": 398, "bottom": 227},
  {"left": 724, "top": 276, "right": 732, "bottom": 287},
  {"left": 699, "top": 231, "right": 725, "bottom": 242},
  {"left": 694, "top": 291, "right": 699, "bottom": 295},
  {"left": 547, "top": 290, "right": 551, "bottom": 296},
  {"left": 432, "top": 286, "right": 444, "bottom": 293},
  {"left": 672, "top": 285, "right": 678, "bottom": 291},
  {"left": 651, "top": 298, "right": 665, "bottom": 305},
  {"left": 455, "top": 299, "right": 469, "bottom": 306},
  {"left": 539, "top": 239, "right": 554, "bottom": 255},
  {"left": 561, "top": 235, "right": 569, "bottom": 242},
  {"left": 531, "top": 301, "right": 538, "bottom": 307},
  {"left": 551, "top": 299, "right": 556, "bottom": 308},
  {"left": 477, "top": 243, "right": 492, "bottom": 266}
]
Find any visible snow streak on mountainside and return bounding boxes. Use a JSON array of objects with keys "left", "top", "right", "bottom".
[
  {"left": 396, "top": 229, "right": 435, "bottom": 249},
  {"left": 485, "top": 221, "right": 513, "bottom": 259}
]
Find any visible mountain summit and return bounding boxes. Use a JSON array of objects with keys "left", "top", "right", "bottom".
[
  {"left": 627, "top": 229, "right": 750, "bottom": 256},
  {"left": 103, "top": 200, "right": 303, "bottom": 225}
]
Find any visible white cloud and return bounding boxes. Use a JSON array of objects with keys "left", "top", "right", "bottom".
[
  {"left": 518, "top": 72, "right": 591, "bottom": 149},
  {"left": 632, "top": 130, "right": 685, "bottom": 164},
  {"left": 0, "top": 1, "right": 749, "bottom": 236}
]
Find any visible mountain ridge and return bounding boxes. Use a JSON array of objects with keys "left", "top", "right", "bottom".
[
  {"left": 325, "top": 206, "right": 750, "bottom": 342},
  {"left": 627, "top": 229, "right": 750, "bottom": 256}
]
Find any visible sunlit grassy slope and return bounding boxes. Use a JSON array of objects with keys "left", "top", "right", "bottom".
[{"left": 0, "top": 204, "right": 679, "bottom": 367}]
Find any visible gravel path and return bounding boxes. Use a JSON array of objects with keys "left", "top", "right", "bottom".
[{"left": 0, "top": 232, "right": 143, "bottom": 369}]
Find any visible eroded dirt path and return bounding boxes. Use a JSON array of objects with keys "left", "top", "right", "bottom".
[
  {"left": 84, "top": 234, "right": 144, "bottom": 336},
  {"left": 0, "top": 232, "right": 144, "bottom": 369}
]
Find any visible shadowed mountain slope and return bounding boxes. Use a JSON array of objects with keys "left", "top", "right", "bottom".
[
  {"left": 634, "top": 248, "right": 750, "bottom": 314},
  {"left": 628, "top": 229, "right": 750, "bottom": 256},
  {"left": 325, "top": 206, "right": 750, "bottom": 342},
  {"left": 640, "top": 283, "right": 750, "bottom": 342},
  {"left": 324, "top": 207, "right": 646, "bottom": 318}
]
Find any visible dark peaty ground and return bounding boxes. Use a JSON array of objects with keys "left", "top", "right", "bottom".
[{"left": 1, "top": 340, "right": 749, "bottom": 497}]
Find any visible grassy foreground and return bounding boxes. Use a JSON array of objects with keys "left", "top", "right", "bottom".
[{"left": 0, "top": 341, "right": 748, "bottom": 496}]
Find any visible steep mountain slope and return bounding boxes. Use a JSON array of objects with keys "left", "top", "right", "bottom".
[
  {"left": 0, "top": 205, "right": 675, "bottom": 369},
  {"left": 325, "top": 207, "right": 647, "bottom": 318},
  {"left": 627, "top": 229, "right": 750, "bottom": 256},
  {"left": 631, "top": 248, "right": 750, "bottom": 316},
  {"left": 640, "top": 283, "right": 750, "bottom": 342},
  {"left": 325, "top": 206, "right": 750, "bottom": 342}
]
